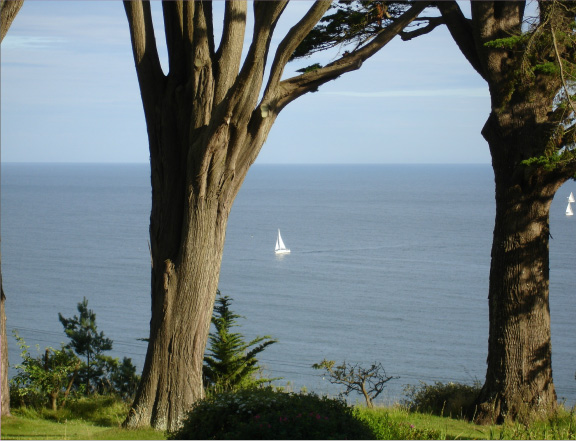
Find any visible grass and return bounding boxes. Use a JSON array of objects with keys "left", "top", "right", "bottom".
[
  {"left": 1, "top": 396, "right": 166, "bottom": 440},
  {"left": 1, "top": 415, "right": 163, "bottom": 440},
  {"left": 2, "top": 397, "right": 576, "bottom": 440}
]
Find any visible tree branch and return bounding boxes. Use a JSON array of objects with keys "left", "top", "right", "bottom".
[
  {"left": 203, "top": 0, "right": 215, "bottom": 60},
  {"left": 276, "top": 1, "right": 429, "bottom": 109},
  {"left": 400, "top": 16, "right": 444, "bottom": 41},
  {"left": 0, "top": 0, "right": 24, "bottom": 43},
  {"left": 263, "top": 1, "right": 332, "bottom": 101},
  {"left": 162, "top": 1, "right": 187, "bottom": 78},
  {"left": 191, "top": 0, "right": 212, "bottom": 78},
  {"left": 551, "top": 25, "right": 576, "bottom": 119},
  {"left": 435, "top": 0, "right": 485, "bottom": 80},
  {"left": 225, "top": 1, "right": 288, "bottom": 122},
  {"left": 123, "top": 0, "right": 165, "bottom": 107},
  {"left": 214, "top": 1, "right": 248, "bottom": 106}
]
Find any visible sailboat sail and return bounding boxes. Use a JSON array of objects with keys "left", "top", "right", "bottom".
[
  {"left": 275, "top": 229, "right": 290, "bottom": 254},
  {"left": 569, "top": 192, "right": 575, "bottom": 203},
  {"left": 567, "top": 202, "right": 573, "bottom": 216}
]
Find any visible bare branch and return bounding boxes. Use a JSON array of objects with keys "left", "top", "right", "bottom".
[
  {"left": 225, "top": 1, "right": 288, "bottom": 121},
  {"left": 214, "top": 1, "right": 248, "bottom": 105},
  {"left": 263, "top": 1, "right": 332, "bottom": 100},
  {"left": 191, "top": 0, "right": 213, "bottom": 76},
  {"left": 123, "top": 1, "right": 165, "bottom": 95},
  {"left": 162, "top": 1, "right": 187, "bottom": 78},
  {"left": 551, "top": 26, "right": 576, "bottom": 119},
  {"left": 203, "top": 0, "right": 215, "bottom": 59},
  {"left": 0, "top": 0, "right": 23, "bottom": 43},
  {"left": 436, "top": 0, "right": 485, "bottom": 80},
  {"left": 400, "top": 16, "right": 444, "bottom": 41}
]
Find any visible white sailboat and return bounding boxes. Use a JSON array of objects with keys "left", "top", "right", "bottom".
[
  {"left": 569, "top": 192, "right": 575, "bottom": 203},
  {"left": 274, "top": 229, "right": 290, "bottom": 254},
  {"left": 567, "top": 202, "right": 573, "bottom": 216}
]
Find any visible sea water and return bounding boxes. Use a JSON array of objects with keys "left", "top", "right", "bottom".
[{"left": 2, "top": 163, "right": 575, "bottom": 405}]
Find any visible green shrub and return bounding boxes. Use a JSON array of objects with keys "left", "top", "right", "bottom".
[
  {"left": 403, "top": 381, "right": 481, "bottom": 419},
  {"left": 203, "top": 292, "right": 278, "bottom": 393},
  {"left": 169, "top": 388, "right": 376, "bottom": 440}
]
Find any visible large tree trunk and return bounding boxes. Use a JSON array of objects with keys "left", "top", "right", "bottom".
[
  {"left": 121, "top": 1, "right": 426, "bottom": 431},
  {"left": 125, "top": 196, "right": 229, "bottom": 429},
  {"left": 123, "top": 90, "right": 239, "bottom": 430},
  {"left": 1, "top": 0, "right": 24, "bottom": 418},
  {"left": 437, "top": 1, "right": 576, "bottom": 423},
  {"left": 475, "top": 113, "right": 565, "bottom": 424},
  {"left": 1, "top": 284, "right": 9, "bottom": 417}
]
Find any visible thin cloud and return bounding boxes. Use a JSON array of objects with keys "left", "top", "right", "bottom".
[
  {"left": 322, "top": 88, "right": 489, "bottom": 98},
  {"left": 2, "top": 35, "right": 66, "bottom": 49}
]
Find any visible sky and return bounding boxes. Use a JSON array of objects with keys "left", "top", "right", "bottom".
[{"left": 0, "top": 1, "right": 492, "bottom": 164}]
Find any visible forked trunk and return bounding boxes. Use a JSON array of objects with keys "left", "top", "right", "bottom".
[
  {"left": 121, "top": 0, "right": 427, "bottom": 431},
  {"left": 475, "top": 118, "right": 561, "bottom": 424}
]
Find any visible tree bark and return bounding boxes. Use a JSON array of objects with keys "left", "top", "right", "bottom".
[
  {"left": 437, "top": 0, "right": 576, "bottom": 423},
  {"left": 0, "top": 0, "right": 24, "bottom": 43},
  {"left": 1, "top": 284, "right": 9, "bottom": 417},
  {"left": 1, "top": 0, "right": 24, "bottom": 418},
  {"left": 475, "top": 115, "right": 562, "bottom": 423},
  {"left": 121, "top": 1, "right": 425, "bottom": 430}
]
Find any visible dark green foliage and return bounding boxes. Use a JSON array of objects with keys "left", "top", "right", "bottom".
[
  {"left": 296, "top": 63, "right": 323, "bottom": 74},
  {"left": 88, "top": 355, "right": 141, "bottom": 400},
  {"left": 59, "top": 297, "right": 113, "bottom": 392},
  {"left": 203, "top": 292, "right": 278, "bottom": 393},
  {"left": 291, "top": 1, "right": 411, "bottom": 60},
  {"left": 107, "top": 356, "right": 141, "bottom": 400},
  {"left": 403, "top": 381, "right": 482, "bottom": 419},
  {"left": 168, "top": 388, "right": 377, "bottom": 440}
]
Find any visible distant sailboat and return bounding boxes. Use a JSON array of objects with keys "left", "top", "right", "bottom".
[
  {"left": 569, "top": 192, "right": 575, "bottom": 203},
  {"left": 275, "top": 229, "right": 290, "bottom": 254},
  {"left": 567, "top": 202, "right": 573, "bottom": 216}
]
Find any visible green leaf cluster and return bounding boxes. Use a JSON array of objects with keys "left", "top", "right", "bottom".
[
  {"left": 203, "top": 291, "right": 278, "bottom": 393},
  {"left": 10, "top": 331, "right": 80, "bottom": 410},
  {"left": 10, "top": 297, "right": 141, "bottom": 409}
]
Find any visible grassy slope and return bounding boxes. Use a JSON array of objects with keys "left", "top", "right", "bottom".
[
  {"left": 3, "top": 403, "right": 575, "bottom": 440},
  {"left": 1, "top": 415, "right": 165, "bottom": 440}
]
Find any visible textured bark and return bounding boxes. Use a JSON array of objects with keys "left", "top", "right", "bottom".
[
  {"left": 476, "top": 115, "right": 561, "bottom": 423},
  {"left": 438, "top": 0, "right": 576, "bottom": 423},
  {"left": 0, "top": 0, "right": 24, "bottom": 43},
  {"left": 122, "top": 0, "right": 426, "bottom": 431},
  {"left": 0, "top": 0, "right": 23, "bottom": 417},
  {"left": 1, "top": 282, "right": 9, "bottom": 417}
]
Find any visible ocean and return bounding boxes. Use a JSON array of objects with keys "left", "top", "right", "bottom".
[{"left": 2, "top": 163, "right": 575, "bottom": 406}]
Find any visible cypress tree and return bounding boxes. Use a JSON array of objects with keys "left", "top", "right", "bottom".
[{"left": 203, "top": 291, "right": 277, "bottom": 393}]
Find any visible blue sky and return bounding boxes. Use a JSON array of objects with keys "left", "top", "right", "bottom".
[{"left": 1, "top": 1, "right": 491, "bottom": 164}]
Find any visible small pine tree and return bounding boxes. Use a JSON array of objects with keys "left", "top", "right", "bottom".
[
  {"left": 58, "top": 297, "right": 113, "bottom": 393},
  {"left": 203, "top": 291, "right": 278, "bottom": 393}
]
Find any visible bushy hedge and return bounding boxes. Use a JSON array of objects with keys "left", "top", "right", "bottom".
[
  {"left": 169, "top": 388, "right": 376, "bottom": 440},
  {"left": 403, "top": 381, "right": 481, "bottom": 419}
]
